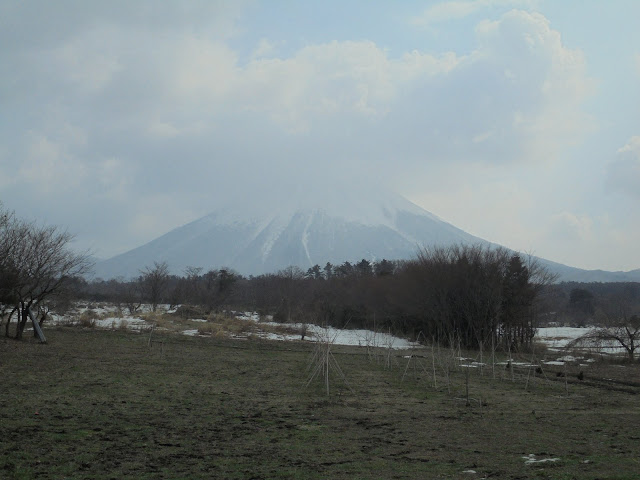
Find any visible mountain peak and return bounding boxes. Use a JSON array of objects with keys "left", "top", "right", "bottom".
[
  {"left": 208, "top": 184, "right": 439, "bottom": 229},
  {"left": 92, "top": 186, "right": 640, "bottom": 283},
  {"left": 93, "top": 187, "right": 479, "bottom": 278}
]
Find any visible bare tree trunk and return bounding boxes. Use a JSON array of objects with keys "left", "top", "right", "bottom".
[
  {"left": 431, "top": 341, "right": 437, "bottom": 389},
  {"left": 16, "top": 305, "right": 29, "bottom": 340},
  {"left": 626, "top": 347, "right": 635, "bottom": 362},
  {"left": 507, "top": 341, "right": 514, "bottom": 382},
  {"left": 491, "top": 333, "right": 496, "bottom": 380},
  {"left": 465, "top": 365, "right": 470, "bottom": 406},
  {"left": 33, "top": 307, "right": 45, "bottom": 338},
  {"left": 5, "top": 305, "right": 17, "bottom": 337}
]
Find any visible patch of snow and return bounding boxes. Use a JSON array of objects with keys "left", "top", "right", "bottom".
[
  {"left": 301, "top": 212, "right": 314, "bottom": 266},
  {"left": 257, "top": 332, "right": 301, "bottom": 342},
  {"left": 239, "top": 316, "right": 419, "bottom": 349},
  {"left": 522, "top": 454, "right": 560, "bottom": 465},
  {"left": 44, "top": 304, "right": 419, "bottom": 350},
  {"left": 537, "top": 327, "right": 595, "bottom": 348},
  {"left": 304, "top": 325, "right": 419, "bottom": 349},
  {"left": 182, "top": 329, "right": 201, "bottom": 336},
  {"left": 235, "top": 311, "right": 261, "bottom": 322},
  {"left": 556, "top": 355, "right": 578, "bottom": 362},
  {"left": 496, "top": 361, "right": 537, "bottom": 367},
  {"left": 95, "top": 317, "right": 148, "bottom": 330},
  {"left": 260, "top": 217, "right": 287, "bottom": 261}
]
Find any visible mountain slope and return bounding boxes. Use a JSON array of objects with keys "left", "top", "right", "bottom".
[
  {"left": 93, "top": 188, "right": 640, "bottom": 282},
  {"left": 93, "top": 189, "right": 488, "bottom": 279}
]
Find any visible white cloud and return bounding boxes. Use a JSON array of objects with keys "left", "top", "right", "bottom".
[
  {"left": 527, "top": 136, "right": 640, "bottom": 270},
  {"left": 472, "top": 10, "right": 594, "bottom": 158},
  {"left": 147, "top": 122, "right": 181, "bottom": 139},
  {"left": 170, "top": 37, "right": 239, "bottom": 102},
  {"left": 238, "top": 40, "right": 438, "bottom": 127},
  {"left": 617, "top": 136, "right": 640, "bottom": 155},
  {"left": 0, "top": 4, "right": 600, "bottom": 262},
  {"left": 411, "top": 0, "right": 538, "bottom": 27},
  {"left": 549, "top": 212, "right": 594, "bottom": 242},
  {"left": 96, "top": 158, "right": 136, "bottom": 201},
  {"left": 606, "top": 136, "right": 640, "bottom": 198},
  {"left": 147, "top": 9, "right": 590, "bottom": 162},
  {"left": 538, "top": 208, "right": 640, "bottom": 271},
  {"left": 12, "top": 8, "right": 588, "bottom": 165},
  {"left": 126, "top": 193, "right": 201, "bottom": 243},
  {"left": 17, "top": 130, "right": 89, "bottom": 194},
  {"left": 49, "top": 27, "right": 123, "bottom": 94},
  {"left": 251, "top": 38, "right": 277, "bottom": 59},
  {"left": 146, "top": 38, "right": 460, "bottom": 133},
  {"left": 408, "top": 165, "right": 538, "bottom": 247},
  {"left": 539, "top": 212, "right": 602, "bottom": 269}
]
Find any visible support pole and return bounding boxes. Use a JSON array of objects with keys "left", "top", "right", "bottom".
[{"left": 27, "top": 308, "right": 47, "bottom": 344}]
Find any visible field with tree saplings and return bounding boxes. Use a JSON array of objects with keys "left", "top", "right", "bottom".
[{"left": 1, "top": 326, "right": 639, "bottom": 480}]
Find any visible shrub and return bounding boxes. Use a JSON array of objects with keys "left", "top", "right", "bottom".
[{"left": 78, "top": 310, "right": 97, "bottom": 328}]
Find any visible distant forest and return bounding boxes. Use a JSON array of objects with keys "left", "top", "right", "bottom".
[
  {"left": 66, "top": 245, "right": 637, "bottom": 351},
  {"left": 539, "top": 281, "right": 640, "bottom": 327}
]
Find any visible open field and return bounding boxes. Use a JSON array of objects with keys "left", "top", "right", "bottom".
[{"left": 1, "top": 326, "right": 640, "bottom": 479}]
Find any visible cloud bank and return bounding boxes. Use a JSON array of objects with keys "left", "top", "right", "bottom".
[{"left": 0, "top": 2, "right": 636, "bottom": 270}]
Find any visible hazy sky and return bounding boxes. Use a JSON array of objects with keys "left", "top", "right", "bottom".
[{"left": 1, "top": 0, "right": 639, "bottom": 271}]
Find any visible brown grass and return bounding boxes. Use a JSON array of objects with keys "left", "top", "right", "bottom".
[{"left": 2, "top": 328, "right": 640, "bottom": 479}]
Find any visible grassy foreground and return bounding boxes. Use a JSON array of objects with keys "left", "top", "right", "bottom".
[{"left": 1, "top": 327, "right": 639, "bottom": 479}]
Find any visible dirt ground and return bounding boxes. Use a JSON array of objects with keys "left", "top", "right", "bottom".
[{"left": 1, "top": 327, "right": 639, "bottom": 479}]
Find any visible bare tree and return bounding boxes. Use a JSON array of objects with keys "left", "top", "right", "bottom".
[
  {"left": 568, "top": 308, "right": 640, "bottom": 361},
  {"left": 275, "top": 266, "right": 305, "bottom": 323},
  {"left": 395, "top": 245, "right": 554, "bottom": 351},
  {"left": 120, "top": 278, "right": 144, "bottom": 314},
  {"left": 0, "top": 205, "right": 92, "bottom": 340},
  {"left": 140, "top": 261, "right": 170, "bottom": 312},
  {"left": 170, "top": 266, "right": 204, "bottom": 307}
]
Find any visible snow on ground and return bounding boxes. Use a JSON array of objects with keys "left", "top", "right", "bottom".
[
  {"left": 36, "top": 305, "right": 625, "bottom": 359},
  {"left": 536, "top": 327, "right": 594, "bottom": 349},
  {"left": 523, "top": 454, "right": 560, "bottom": 465},
  {"left": 94, "top": 317, "right": 148, "bottom": 330},
  {"left": 233, "top": 311, "right": 419, "bottom": 349},
  {"left": 537, "top": 326, "right": 628, "bottom": 358},
  {"left": 41, "top": 304, "right": 418, "bottom": 349},
  {"left": 304, "top": 325, "right": 419, "bottom": 349}
]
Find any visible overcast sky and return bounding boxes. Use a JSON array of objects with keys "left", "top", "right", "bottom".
[{"left": 1, "top": 0, "right": 639, "bottom": 271}]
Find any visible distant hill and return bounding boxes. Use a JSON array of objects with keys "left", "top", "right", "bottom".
[{"left": 92, "top": 186, "right": 640, "bottom": 282}]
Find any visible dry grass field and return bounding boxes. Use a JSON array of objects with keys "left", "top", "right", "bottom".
[{"left": 1, "top": 326, "right": 639, "bottom": 479}]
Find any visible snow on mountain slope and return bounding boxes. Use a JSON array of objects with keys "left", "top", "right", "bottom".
[
  {"left": 92, "top": 185, "right": 640, "bottom": 282},
  {"left": 93, "top": 188, "right": 485, "bottom": 279}
]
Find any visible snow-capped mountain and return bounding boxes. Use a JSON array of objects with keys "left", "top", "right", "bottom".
[
  {"left": 93, "top": 187, "right": 488, "bottom": 279},
  {"left": 92, "top": 185, "right": 640, "bottom": 282}
]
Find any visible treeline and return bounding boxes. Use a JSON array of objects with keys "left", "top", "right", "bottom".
[
  {"left": 81, "top": 245, "right": 554, "bottom": 351},
  {"left": 540, "top": 281, "right": 640, "bottom": 327}
]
